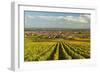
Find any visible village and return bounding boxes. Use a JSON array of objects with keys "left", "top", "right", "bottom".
[{"left": 24, "top": 30, "right": 90, "bottom": 41}]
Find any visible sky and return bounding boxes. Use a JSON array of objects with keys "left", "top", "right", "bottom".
[{"left": 24, "top": 11, "right": 90, "bottom": 29}]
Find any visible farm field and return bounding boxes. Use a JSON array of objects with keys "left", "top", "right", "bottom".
[{"left": 24, "top": 29, "right": 90, "bottom": 61}]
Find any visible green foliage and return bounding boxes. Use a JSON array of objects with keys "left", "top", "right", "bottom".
[
  {"left": 54, "top": 43, "right": 59, "bottom": 60},
  {"left": 62, "top": 43, "right": 85, "bottom": 59},
  {"left": 60, "top": 42, "right": 72, "bottom": 59}
]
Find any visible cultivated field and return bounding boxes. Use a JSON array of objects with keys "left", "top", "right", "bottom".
[{"left": 24, "top": 29, "right": 90, "bottom": 61}]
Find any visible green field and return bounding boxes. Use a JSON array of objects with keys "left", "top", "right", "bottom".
[{"left": 24, "top": 30, "right": 90, "bottom": 61}]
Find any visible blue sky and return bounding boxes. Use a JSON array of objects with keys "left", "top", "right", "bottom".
[
  {"left": 24, "top": 11, "right": 90, "bottom": 29},
  {"left": 24, "top": 11, "right": 81, "bottom": 16}
]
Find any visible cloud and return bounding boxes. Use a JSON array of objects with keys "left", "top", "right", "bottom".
[
  {"left": 64, "top": 15, "right": 90, "bottom": 24},
  {"left": 26, "top": 15, "right": 35, "bottom": 19},
  {"left": 25, "top": 14, "right": 90, "bottom": 29},
  {"left": 26, "top": 15, "right": 90, "bottom": 23},
  {"left": 80, "top": 14, "right": 90, "bottom": 18}
]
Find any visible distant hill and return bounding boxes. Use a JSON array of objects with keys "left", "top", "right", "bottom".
[{"left": 24, "top": 28, "right": 90, "bottom": 31}]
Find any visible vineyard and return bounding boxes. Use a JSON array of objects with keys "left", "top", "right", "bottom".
[
  {"left": 24, "top": 30, "right": 90, "bottom": 61},
  {"left": 24, "top": 40, "right": 90, "bottom": 61}
]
